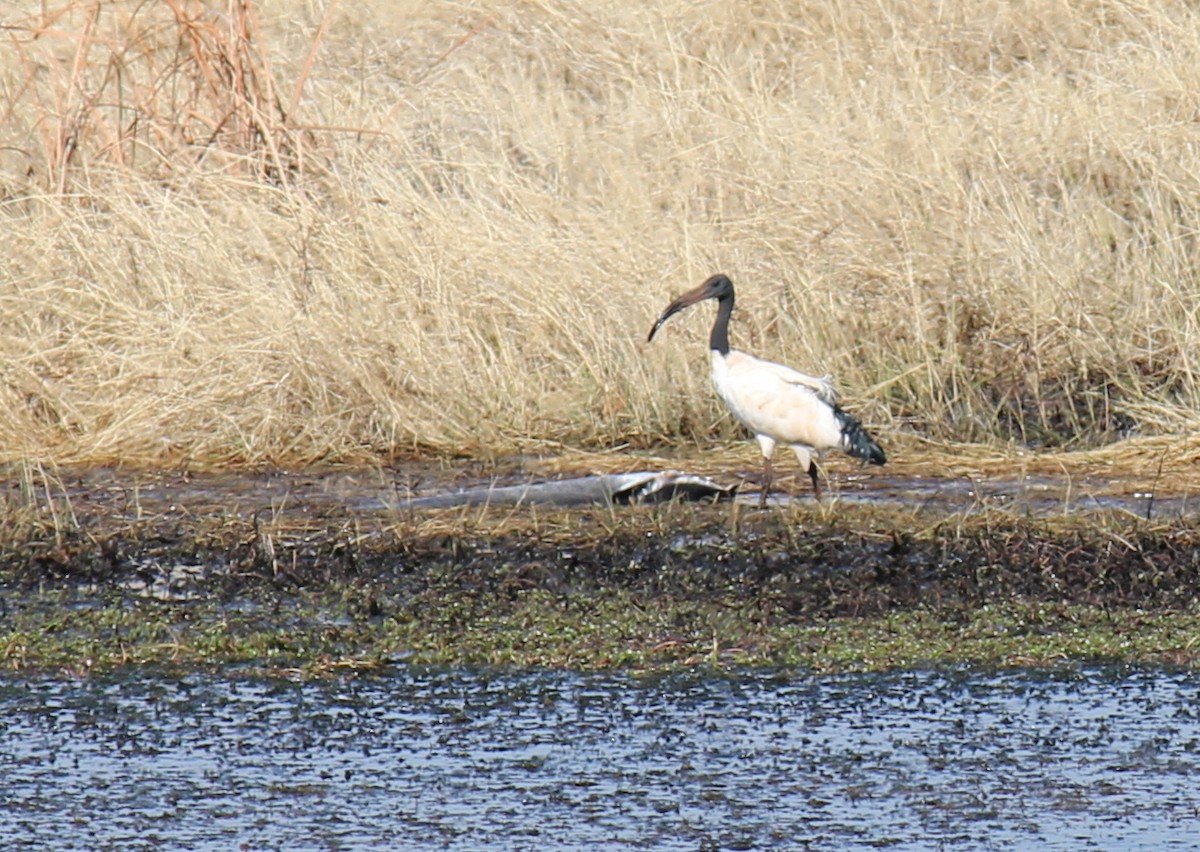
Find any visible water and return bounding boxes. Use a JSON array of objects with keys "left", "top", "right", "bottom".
[
  {"left": 17, "top": 465, "right": 1199, "bottom": 523},
  {"left": 2, "top": 667, "right": 1199, "bottom": 850}
]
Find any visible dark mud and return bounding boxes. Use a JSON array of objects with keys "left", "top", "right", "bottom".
[
  {"left": 2, "top": 462, "right": 1199, "bottom": 671},
  {"left": 4, "top": 463, "right": 1199, "bottom": 601}
]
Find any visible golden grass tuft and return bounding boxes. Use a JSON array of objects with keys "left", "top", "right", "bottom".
[{"left": 3, "top": 0, "right": 1200, "bottom": 467}]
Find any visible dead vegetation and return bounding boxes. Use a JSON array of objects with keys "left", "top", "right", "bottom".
[
  {"left": 2, "top": 1, "right": 1200, "bottom": 467},
  {"left": 0, "top": 0, "right": 334, "bottom": 187}
]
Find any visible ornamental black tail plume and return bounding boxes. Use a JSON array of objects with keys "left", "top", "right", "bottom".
[{"left": 835, "top": 406, "right": 887, "bottom": 466}]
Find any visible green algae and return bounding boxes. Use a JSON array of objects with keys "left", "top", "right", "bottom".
[{"left": 3, "top": 585, "right": 1198, "bottom": 676}]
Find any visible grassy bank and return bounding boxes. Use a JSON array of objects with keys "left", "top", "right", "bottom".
[
  {"left": 4, "top": 3, "right": 1200, "bottom": 675},
  {"left": 3, "top": 1, "right": 1200, "bottom": 467},
  {"left": 2, "top": 472, "right": 1198, "bottom": 675}
]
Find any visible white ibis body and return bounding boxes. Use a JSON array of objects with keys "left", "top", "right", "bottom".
[{"left": 647, "top": 273, "right": 886, "bottom": 502}]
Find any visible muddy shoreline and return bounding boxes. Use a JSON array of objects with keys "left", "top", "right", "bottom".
[{"left": 2, "top": 460, "right": 1199, "bottom": 673}]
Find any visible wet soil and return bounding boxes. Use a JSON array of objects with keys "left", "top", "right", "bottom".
[{"left": 2, "top": 457, "right": 1200, "bottom": 672}]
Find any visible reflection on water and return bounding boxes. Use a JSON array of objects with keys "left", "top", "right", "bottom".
[{"left": 2, "top": 667, "right": 1199, "bottom": 850}]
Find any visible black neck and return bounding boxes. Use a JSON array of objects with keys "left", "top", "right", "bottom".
[{"left": 709, "top": 294, "right": 733, "bottom": 356}]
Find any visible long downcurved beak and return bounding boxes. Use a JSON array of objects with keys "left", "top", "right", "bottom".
[{"left": 646, "top": 285, "right": 710, "bottom": 342}]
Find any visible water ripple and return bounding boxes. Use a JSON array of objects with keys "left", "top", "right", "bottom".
[{"left": 2, "top": 666, "right": 1198, "bottom": 850}]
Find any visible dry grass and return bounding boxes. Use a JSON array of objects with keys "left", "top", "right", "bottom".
[{"left": 3, "top": 0, "right": 1200, "bottom": 468}]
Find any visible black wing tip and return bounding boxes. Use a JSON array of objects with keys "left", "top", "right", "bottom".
[
  {"left": 836, "top": 407, "right": 887, "bottom": 466},
  {"left": 850, "top": 435, "right": 887, "bottom": 466}
]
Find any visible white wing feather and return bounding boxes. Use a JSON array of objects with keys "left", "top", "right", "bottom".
[
  {"left": 734, "top": 352, "right": 838, "bottom": 404},
  {"left": 712, "top": 350, "right": 845, "bottom": 452}
]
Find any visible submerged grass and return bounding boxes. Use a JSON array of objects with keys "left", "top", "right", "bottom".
[
  {"left": 2, "top": 2, "right": 1200, "bottom": 466},
  {"left": 3, "top": 562, "right": 1198, "bottom": 677}
]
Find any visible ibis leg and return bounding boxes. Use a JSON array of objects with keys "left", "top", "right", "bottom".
[
  {"left": 808, "top": 461, "right": 821, "bottom": 500},
  {"left": 759, "top": 456, "right": 774, "bottom": 506}
]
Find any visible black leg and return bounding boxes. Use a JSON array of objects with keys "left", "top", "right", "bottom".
[
  {"left": 759, "top": 456, "right": 774, "bottom": 506},
  {"left": 808, "top": 460, "right": 821, "bottom": 500}
]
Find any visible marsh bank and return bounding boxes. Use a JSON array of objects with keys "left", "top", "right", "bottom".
[{"left": 2, "top": 453, "right": 1199, "bottom": 673}]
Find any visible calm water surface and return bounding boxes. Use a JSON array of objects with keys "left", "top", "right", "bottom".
[{"left": 2, "top": 666, "right": 1198, "bottom": 850}]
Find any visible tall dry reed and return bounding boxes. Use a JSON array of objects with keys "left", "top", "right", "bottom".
[{"left": 3, "top": 0, "right": 1200, "bottom": 467}]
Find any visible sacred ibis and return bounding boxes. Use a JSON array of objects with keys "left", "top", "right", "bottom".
[{"left": 647, "top": 273, "right": 886, "bottom": 501}]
